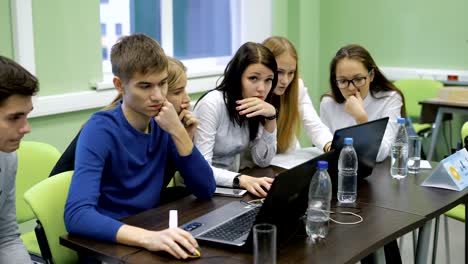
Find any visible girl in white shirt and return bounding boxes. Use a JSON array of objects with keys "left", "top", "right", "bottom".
[
  {"left": 262, "top": 36, "right": 333, "bottom": 153},
  {"left": 320, "top": 44, "right": 407, "bottom": 162},
  {"left": 194, "top": 42, "right": 278, "bottom": 197},
  {"left": 321, "top": 44, "right": 406, "bottom": 264}
]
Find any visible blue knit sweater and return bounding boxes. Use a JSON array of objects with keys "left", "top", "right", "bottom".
[{"left": 64, "top": 104, "right": 215, "bottom": 241}]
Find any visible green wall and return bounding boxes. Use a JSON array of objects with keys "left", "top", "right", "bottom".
[
  {"left": 0, "top": 0, "right": 13, "bottom": 57},
  {"left": 26, "top": 109, "right": 97, "bottom": 152},
  {"left": 318, "top": 0, "right": 468, "bottom": 96},
  {"left": 32, "top": 0, "right": 102, "bottom": 95},
  {"left": 273, "top": 0, "right": 467, "bottom": 156}
]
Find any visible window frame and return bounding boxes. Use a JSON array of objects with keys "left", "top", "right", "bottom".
[
  {"left": 99, "top": 0, "right": 272, "bottom": 92},
  {"left": 11, "top": 0, "right": 36, "bottom": 75}
]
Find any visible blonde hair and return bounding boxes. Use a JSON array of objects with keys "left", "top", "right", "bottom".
[
  {"left": 167, "top": 56, "right": 187, "bottom": 91},
  {"left": 263, "top": 36, "right": 301, "bottom": 153},
  {"left": 102, "top": 56, "right": 187, "bottom": 111}
]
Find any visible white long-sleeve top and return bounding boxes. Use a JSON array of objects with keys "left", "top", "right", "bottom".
[
  {"left": 319, "top": 90, "right": 403, "bottom": 162},
  {"left": 292, "top": 80, "right": 333, "bottom": 152},
  {"left": 193, "top": 90, "right": 277, "bottom": 187}
]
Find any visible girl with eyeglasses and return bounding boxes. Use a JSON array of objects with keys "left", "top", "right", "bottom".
[{"left": 320, "top": 44, "right": 407, "bottom": 162}]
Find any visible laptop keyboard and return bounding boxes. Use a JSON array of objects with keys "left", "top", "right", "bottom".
[{"left": 199, "top": 206, "right": 260, "bottom": 242}]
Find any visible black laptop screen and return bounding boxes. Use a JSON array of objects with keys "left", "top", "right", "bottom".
[
  {"left": 329, "top": 117, "right": 389, "bottom": 179},
  {"left": 249, "top": 151, "right": 335, "bottom": 247}
]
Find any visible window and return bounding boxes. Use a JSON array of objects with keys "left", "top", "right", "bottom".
[
  {"left": 102, "top": 47, "right": 108, "bottom": 60},
  {"left": 172, "top": 0, "right": 232, "bottom": 60},
  {"left": 100, "top": 0, "right": 130, "bottom": 74},
  {"left": 99, "top": 0, "right": 272, "bottom": 78},
  {"left": 115, "top": 23, "right": 122, "bottom": 36},
  {"left": 101, "top": 23, "right": 107, "bottom": 36}
]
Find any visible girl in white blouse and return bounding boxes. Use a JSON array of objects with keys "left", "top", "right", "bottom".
[
  {"left": 262, "top": 36, "right": 333, "bottom": 153},
  {"left": 194, "top": 42, "right": 278, "bottom": 197},
  {"left": 320, "top": 44, "right": 407, "bottom": 162},
  {"left": 321, "top": 43, "right": 406, "bottom": 264}
]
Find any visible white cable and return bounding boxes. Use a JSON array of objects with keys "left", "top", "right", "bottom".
[
  {"left": 307, "top": 208, "right": 363, "bottom": 225},
  {"left": 244, "top": 199, "right": 364, "bottom": 225}
]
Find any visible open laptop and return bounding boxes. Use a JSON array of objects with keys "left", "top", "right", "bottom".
[
  {"left": 329, "top": 117, "right": 389, "bottom": 180},
  {"left": 181, "top": 151, "right": 335, "bottom": 248},
  {"left": 181, "top": 118, "right": 388, "bottom": 247}
]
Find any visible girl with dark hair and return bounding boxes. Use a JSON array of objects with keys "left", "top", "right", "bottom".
[
  {"left": 320, "top": 44, "right": 406, "bottom": 162},
  {"left": 194, "top": 42, "right": 278, "bottom": 198}
]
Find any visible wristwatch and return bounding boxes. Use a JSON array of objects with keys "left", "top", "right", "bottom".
[
  {"left": 233, "top": 175, "right": 241, "bottom": 188},
  {"left": 265, "top": 108, "right": 279, "bottom": 120}
]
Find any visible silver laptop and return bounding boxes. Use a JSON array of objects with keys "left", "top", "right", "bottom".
[{"left": 181, "top": 201, "right": 259, "bottom": 246}]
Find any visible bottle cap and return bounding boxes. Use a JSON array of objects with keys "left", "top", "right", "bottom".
[
  {"left": 344, "top": 137, "right": 353, "bottom": 145},
  {"left": 397, "top": 117, "right": 406, "bottom": 124},
  {"left": 317, "top": 160, "right": 328, "bottom": 169}
]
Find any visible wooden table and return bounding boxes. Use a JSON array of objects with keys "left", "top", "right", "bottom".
[
  {"left": 60, "top": 195, "right": 425, "bottom": 264},
  {"left": 358, "top": 159, "right": 468, "bottom": 264},
  {"left": 59, "top": 159, "right": 468, "bottom": 263},
  {"left": 60, "top": 163, "right": 433, "bottom": 264}
]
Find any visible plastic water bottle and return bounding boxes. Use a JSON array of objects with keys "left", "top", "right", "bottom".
[
  {"left": 391, "top": 117, "right": 409, "bottom": 179},
  {"left": 337, "top": 137, "right": 358, "bottom": 203},
  {"left": 306, "top": 161, "right": 332, "bottom": 241}
]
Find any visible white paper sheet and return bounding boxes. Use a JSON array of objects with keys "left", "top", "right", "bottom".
[
  {"left": 270, "top": 147, "right": 324, "bottom": 169},
  {"left": 420, "top": 160, "right": 432, "bottom": 169}
]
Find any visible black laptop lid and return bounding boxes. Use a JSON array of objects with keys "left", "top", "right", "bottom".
[
  {"left": 246, "top": 151, "right": 335, "bottom": 248},
  {"left": 329, "top": 117, "right": 389, "bottom": 179}
]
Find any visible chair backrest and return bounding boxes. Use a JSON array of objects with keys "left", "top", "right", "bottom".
[
  {"left": 24, "top": 171, "right": 78, "bottom": 264},
  {"left": 462, "top": 121, "right": 468, "bottom": 148},
  {"left": 16, "top": 141, "right": 61, "bottom": 223},
  {"left": 393, "top": 79, "right": 443, "bottom": 120}
]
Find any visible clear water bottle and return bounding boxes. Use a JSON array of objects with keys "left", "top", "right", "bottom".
[
  {"left": 391, "top": 117, "right": 409, "bottom": 179},
  {"left": 306, "top": 160, "right": 332, "bottom": 241},
  {"left": 337, "top": 137, "right": 358, "bottom": 203}
]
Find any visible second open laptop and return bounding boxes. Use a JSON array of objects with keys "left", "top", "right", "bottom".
[
  {"left": 180, "top": 151, "right": 335, "bottom": 248},
  {"left": 329, "top": 117, "right": 389, "bottom": 179}
]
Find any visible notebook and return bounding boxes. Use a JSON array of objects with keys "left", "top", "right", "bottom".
[{"left": 180, "top": 151, "right": 335, "bottom": 248}]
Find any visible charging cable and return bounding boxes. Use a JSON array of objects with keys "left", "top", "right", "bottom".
[
  {"left": 307, "top": 207, "right": 363, "bottom": 225},
  {"left": 243, "top": 199, "right": 363, "bottom": 225}
]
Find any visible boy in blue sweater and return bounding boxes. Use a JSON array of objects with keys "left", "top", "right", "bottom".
[{"left": 64, "top": 34, "right": 216, "bottom": 260}]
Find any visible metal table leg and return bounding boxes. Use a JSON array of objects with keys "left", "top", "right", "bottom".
[
  {"left": 416, "top": 220, "right": 432, "bottom": 264},
  {"left": 427, "top": 109, "right": 444, "bottom": 161}
]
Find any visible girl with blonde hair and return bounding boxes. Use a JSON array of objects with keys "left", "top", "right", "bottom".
[{"left": 262, "top": 36, "right": 333, "bottom": 153}]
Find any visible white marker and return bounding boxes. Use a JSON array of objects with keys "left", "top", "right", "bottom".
[{"left": 169, "top": 210, "right": 178, "bottom": 228}]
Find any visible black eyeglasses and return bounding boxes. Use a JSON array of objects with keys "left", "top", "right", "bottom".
[{"left": 335, "top": 69, "right": 373, "bottom": 89}]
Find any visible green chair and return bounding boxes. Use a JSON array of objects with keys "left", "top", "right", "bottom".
[
  {"left": 462, "top": 121, "right": 468, "bottom": 150},
  {"left": 393, "top": 79, "right": 443, "bottom": 135},
  {"left": 24, "top": 170, "right": 78, "bottom": 264},
  {"left": 16, "top": 141, "right": 61, "bottom": 256}
]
